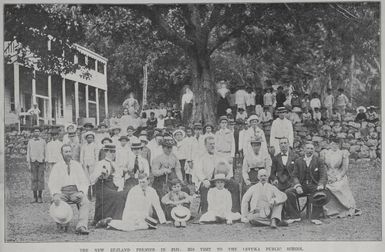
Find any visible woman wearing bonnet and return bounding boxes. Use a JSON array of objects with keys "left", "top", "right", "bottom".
[{"left": 217, "top": 80, "right": 230, "bottom": 118}]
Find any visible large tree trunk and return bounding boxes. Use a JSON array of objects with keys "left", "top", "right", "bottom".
[{"left": 187, "top": 46, "right": 216, "bottom": 125}]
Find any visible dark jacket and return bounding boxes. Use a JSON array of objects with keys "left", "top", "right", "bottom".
[
  {"left": 292, "top": 155, "right": 327, "bottom": 187},
  {"left": 270, "top": 150, "right": 298, "bottom": 191}
]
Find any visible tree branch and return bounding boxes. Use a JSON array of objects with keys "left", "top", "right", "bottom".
[
  {"left": 208, "top": 20, "right": 249, "bottom": 55},
  {"left": 137, "top": 5, "right": 193, "bottom": 48}
]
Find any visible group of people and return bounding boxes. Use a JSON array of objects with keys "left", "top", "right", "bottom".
[{"left": 26, "top": 96, "right": 363, "bottom": 235}]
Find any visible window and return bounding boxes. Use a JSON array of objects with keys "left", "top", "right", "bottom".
[
  {"left": 97, "top": 61, "right": 105, "bottom": 74},
  {"left": 78, "top": 53, "right": 86, "bottom": 66},
  {"left": 88, "top": 57, "right": 96, "bottom": 70},
  {"left": 88, "top": 86, "right": 96, "bottom": 102}
]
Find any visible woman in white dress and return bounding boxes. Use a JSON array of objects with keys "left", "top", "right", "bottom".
[{"left": 320, "top": 138, "right": 362, "bottom": 218}]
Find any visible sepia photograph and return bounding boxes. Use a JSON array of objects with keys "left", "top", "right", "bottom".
[{"left": 1, "top": 0, "right": 382, "bottom": 247}]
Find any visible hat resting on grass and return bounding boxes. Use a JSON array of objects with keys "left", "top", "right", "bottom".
[{"left": 49, "top": 201, "right": 73, "bottom": 224}]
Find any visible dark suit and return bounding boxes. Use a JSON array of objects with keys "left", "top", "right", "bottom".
[
  {"left": 285, "top": 155, "right": 328, "bottom": 219},
  {"left": 270, "top": 150, "right": 297, "bottom": 191}
]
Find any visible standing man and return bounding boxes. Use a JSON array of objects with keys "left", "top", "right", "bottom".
[
  {"left": 194, "top": 136, "right": 240, "bottom": 213},
  {"left": 27, "top": 126, "right": 46, "bottom": 203},
  {"left": 151, "top": 136, "right": 185, "bottom": 198},
  {"left": 335, "top": 88, "right": 350, "bottom": 117},
  {"left": 48, "top": 144, "right": 90, "bottom": 234},
  {"left": 242, "top": 136, "right": 272, "bottom": 192},
  {"left": 275, "top": 86, "right": 286, "bottom": 109},
  {"left": 270, "top": 107, "right": 294, "bottom": 155},
  {"left": 27, "top": 103, "right": 40, "bottom": 126},
  {"left": 235, "top": 84, "right": 248, "bottom": 112},
  {"left": 285, "top": 143, "right": 328, "bottom": 225},
  {"left": 270, "top": 137, "right": 298, "bottom": 192},
  {"left": 242, "top": 115, "right": 268, "bottom": 157},
  {"left": 215, "top": 116, "right": 235, "bottom": 167},
  {"left": 323, "top": 88, "right": 334, "bottom": 119},
  {"left": 80, "top": 131, "right": 99, "bottom": 199},
  {"left": 46, "top": 128, "right": 63, "bottom": 175}
]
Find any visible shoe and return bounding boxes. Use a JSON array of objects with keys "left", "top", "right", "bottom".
[
  {"left": 37, "top": 197, "right": 43, "bottom": 203},
  {"left": 180, "top": 221, "right": 186, "bottom": 228},
  {"left": 286, "top": 218, "right": 301, "bottom": 224},
  {"left": 270, "top": 218, "right": 277, "bottom": 229},
  {"left": 226, "top": 220, "right": 233, "bottom": 225},
  {"left": 95, "top": 217, "right": 112, "bottom": 228},
  {"left": 311, "top": 219, "right": 323, "bottom": 225},
  {"left": 277, "top": 220, "right": 289, "bottom": 227},
  {"left": 174, "top": 221, "right": 181, "bottom": 228},
  {"left": 30, "top": 198, "right": 38, "bottom": 204},
  {"left": 75, "top": 226, "right": 90, "bottom": 235}
]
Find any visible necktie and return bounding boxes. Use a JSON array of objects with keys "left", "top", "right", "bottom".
[
  {"left": 142, "top": 189, "right": 146, "bottom": 196},
  {"left": 134, "top": 155, "right": 139, "bottom": 174},
  {"left": 67, "top": 162, "right": 71, "bottom": 176}
]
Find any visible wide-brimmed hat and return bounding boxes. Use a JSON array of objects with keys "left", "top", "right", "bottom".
[
  {"left": 84, "top": 131, "right": 95, "bottom": 138},
  {"left": 367, "top": 106, "right": 376, "bottom": 110},
  {"left": 204, "top": 124, "right": 214, "bottom": 130},
  {"left": 356, "top": 106, "right": 366, "bottom": 113},
  {"left": 65, "top": 123, "right": 77, "bottom": 133},
  {"left": 131, "top": 138, "right": 143, "bottom": 149},
  {"left": 211, "top": 173, "right": 228, "bottom": 182},
  {"left": 118, "top": 135, "right": 129, "bottom": 142},
  {"left": 310, "top": 190, "right": 330, "bottom": 206},
  {"left": 247, "top": 115, "right": 260, "bottom": 124},
  {"left": 101, "top": 137, "right": 113, "bottom": 144},
  {"left": 226, "top": 108, "right": 232, "bottom": 114},
  {"left": 218, "top": 115, "right": 228, "bottom": 123},
  {"left": 98, "top": 123, "right": 108, "bottom": 129},
  {"left": 126, "top": 126, "right": 135, "bottom": 132},
  {"left": 276, "top": 107, "right": 287, "bottom": 113},
  {"left": 103, "top": 144, "right": 116, "bottom": 151},
  {"left": 144, "top": 216, "right": 158, "bottom": 229},
  {"left": 49, "top": 201, "right": 73, "bottom": 224},
  {"left": 83, "top": 123, "right": 94, "bottom": 129},
  {"left": 173, "top": 129, "right": 186, "bottom": 138},
  {"left": 171, "top": 205, "right": 191, "bottom": 222},
  {"left": 162, "top": 136, "right": 177, "bottom": 147}
]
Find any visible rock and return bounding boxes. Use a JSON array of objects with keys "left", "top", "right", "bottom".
[{"left": 349, "top": 145, "right": 361, "bottom": 153}]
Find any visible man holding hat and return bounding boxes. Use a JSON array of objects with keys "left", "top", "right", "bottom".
[
  {"left": 270, "top": 107, "right": 294, "bottom": 155},
  {"left": 242, "top": 114, "right": 268, "bottom": 157},
  {"left": 285, "top": 143, "right": 328, "bottom": 225},
  {"left": 122, "top": 138, "right": 150, "bottom": 191},
  {"left": 215, "top": 116, "right": 235, "bottom": 166},
  {"left": 27, "top": 126, "right": 47, "bottom": 203},
  {"left": 80, "top": 131, "right": 99, "bottom": 199},
  {"left": 242, "top": 136, "right": 272, "bottom": 192},
  {"left": 241, "top": 169, "right": 288, "bottom": 228},
  {"left": 152, "top": 136, "right": 185, "bottom": 198},
  {"left": 46, "top": 128, "right": 64, "bottom": 175},
  {"left": 48, "top": 144, "right": 90, "bottom": 234}
]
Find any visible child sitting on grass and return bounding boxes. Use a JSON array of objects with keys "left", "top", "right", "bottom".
[
  {"left": 199, "top": 169, "right": 241, "bottom": 225},
  {"left": 161, "top": 179, "right": 192, "bottom": 227}
]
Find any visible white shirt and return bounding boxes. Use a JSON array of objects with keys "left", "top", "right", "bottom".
[
  {"left": 174, "top": 138, "right": 190, "bottom": 160},
  {"left": 125, "top": 154, "right": 150, "bottom": 180},
  {"left": 157, "top": 118, "right": 165, "bottom": 129},
  {"left": 235, "top": 89, "right": 248, "bottom": 109},
  {"left": 80, "top": 142, "right": 99, "bottom": 167},
  {"left": 246, "top": 92, "right": 256, "bottom": 106},
  {"left": 115, "top": 144, "right": 133, "bottom": 171},
  {"left": 207, "top": 187, "right": 232, "bottom": 215},
  {"left": 241, "top": 182, "right": 287, "bottom": 218},
  {"left": 304, "top": 155, "right": 313, "bottom": 167},
  {"left": 270, "top": 118, "right": 294, "bottom": 154},
  {"left": 280, "top": 151, "right": 289, "bottom": 166},
  {"left": 193, "top": 152, "right": 232, "bottom": 187},
  {"left": 48, "top": 160, "right": 89, "bottom": 196},
  {"left": 46, "top": 139, "right": 64, "bottom": 163},
  {"left": 310, "top": 98, "right": 321, "bottom": 110},
  {"left": 147, "top": 140, "right": 163, "bottom": 164},
  {"left": 242, "top": 127, "right": 268, "bottom": 157},
  {"left": 242, "top": 150, "right": 272, "bottom": 182}
]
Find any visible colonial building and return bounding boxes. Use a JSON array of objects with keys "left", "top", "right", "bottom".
[{"left": 4, "top": 40, "right": 108, "bottom": 127}]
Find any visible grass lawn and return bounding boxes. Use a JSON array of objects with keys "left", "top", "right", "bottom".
[{"left": 4, "top": 156, "right": 381, "bottom": 242}]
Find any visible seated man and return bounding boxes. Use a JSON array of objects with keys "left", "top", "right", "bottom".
[
  {"left": 97, "top": 173, "right": 166, "bottom": 231},
  {"left": 270, "top": 137, "right": 298, "bottom": 192},
  {"left": 285, "top": 143, "right": 328, "bottom": 225},
  {"left": 48, "top": 144, "right": 90, "bottom": 235},
  {"left": 241, "top": 169, "right": 287, "bottom": 228}
]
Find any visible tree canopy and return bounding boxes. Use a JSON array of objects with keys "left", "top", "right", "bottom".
[{"left": 4, "top": 3, "right": 380, "bottom": 122}]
